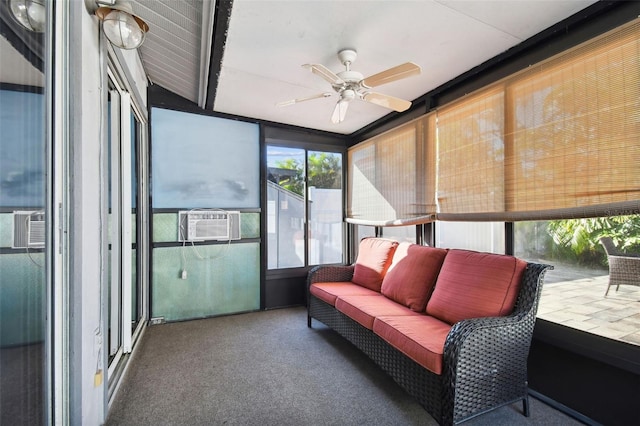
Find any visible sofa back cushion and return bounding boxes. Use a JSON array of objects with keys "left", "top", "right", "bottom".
[
  {"left": 425, "top": 249, "right": 527, "bottom": 325},
  {"left": 351, "top": 238, "right": 399, "bottom": 291},
  {"left": 380, "top": 243, "right": 448, "bottom": 311}
]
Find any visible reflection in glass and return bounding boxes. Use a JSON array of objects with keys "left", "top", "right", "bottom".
[
  {"left": 307, "top": 151, "right": 343, "bottom": 265},
  {"left": 267, "top": 146, "right": 344, "bottom": 268},
  {"left": 267, "top": 146, "right": 305, "bottom": 268},
  {"left": 0, "top": 3, "right": 47, "bottom": 424}
]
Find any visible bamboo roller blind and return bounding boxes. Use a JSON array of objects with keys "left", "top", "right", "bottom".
[
  {"left": 347, "top": 20, "right": 640, "bottom": 224},
  {"left": 505, "top": 23, "right": 640, "bottom": 218},
  {"left": 347, "top": 116, "right": 435, "bottom": 225}
]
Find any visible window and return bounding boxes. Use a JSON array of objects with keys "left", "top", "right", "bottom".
[
  {"left": 150, "top": 108, "right": 261, "bottom": 321},
  {"left": 435, "top": 222, "right": 505, "bottom": 253},
  {"left": 267, "top": 145, "right": 343, "bottom": 269},
  {"left": 107, "top": 74, "right": 150, "bottom": 375},
  {"left": 381, "top": 226, "right": 416, "bottom": 244},
  {"left": 515, "top": 218, "right": 640, "bottom": 346},
  {"left": 0, "top": 7, "right": 47, "bottom": 426},
  {"left": 151, "top": 108, "right": 260, "bottom": 209},
  {"left": 347, "top": 116, "right": 434, "bottom": 226}
]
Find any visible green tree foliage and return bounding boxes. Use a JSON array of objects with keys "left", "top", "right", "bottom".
[
  {"left": 547, "top": 216, "right": 640, "bottom": 265},
  {"left": 275, "top": 153, "right": 341, "bottom": 196}
]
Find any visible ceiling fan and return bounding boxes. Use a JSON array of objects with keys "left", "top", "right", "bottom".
[{"left": 277, "top": 49, "right": 421, "bottom": 124}]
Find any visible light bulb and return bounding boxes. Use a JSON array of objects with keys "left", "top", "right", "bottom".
[
  {"left": 102, "top": 10, "right": 145, "bottom": 50},
  {"left": 9, "top": 0, "right": 45, "bottom": 33}
]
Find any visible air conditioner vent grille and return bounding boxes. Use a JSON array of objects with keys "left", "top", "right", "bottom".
[
  {"left": 179, "top": 210, "right": 241, "bottom": 242},
  {"left": 12, "top": 211, "right": 45, "bottom": 249}
]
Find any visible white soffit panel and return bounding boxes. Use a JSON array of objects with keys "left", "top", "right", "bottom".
[{"left": 133, "top": 0, "right": 203, "bottom": 103}]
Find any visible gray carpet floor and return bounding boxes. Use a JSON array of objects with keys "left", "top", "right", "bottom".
[{"left": 106, "top": 307, "right": 583, "bottom": 426}]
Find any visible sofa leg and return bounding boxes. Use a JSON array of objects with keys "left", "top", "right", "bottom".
[
  {"left": 523, "top": 396, "right": 530, "bottom": 417},
  {"left": 307, "top": 315, "right": 312, "bottom": 328}
]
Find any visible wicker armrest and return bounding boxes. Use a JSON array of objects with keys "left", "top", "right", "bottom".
[
  {"left": 441, "top": 314, "right": 537, "bottom": 423},
  {"left": 440, "top": 262, "right": 552, "bottom": 424},
  {"left": 307, "top": 264, "right": 355, "bottom": 287},
  {"left": 443, "top": 314, "right": 531, "bottom": 367}
]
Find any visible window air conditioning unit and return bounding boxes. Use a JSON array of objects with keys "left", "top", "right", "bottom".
[
  {"left": 12, "top": 211, "right": 45, "bottom": 249},
  {"left": 178, "top": 210, "right": 241, "bottom": 242}
]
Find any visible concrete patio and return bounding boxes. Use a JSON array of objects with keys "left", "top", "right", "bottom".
[{"left": 535, "top": 261, "right": 640, "bottom": 346}]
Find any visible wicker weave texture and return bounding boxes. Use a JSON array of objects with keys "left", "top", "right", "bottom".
[
  {"left": 308, "top": 261, "right": 552, "bottom": 426},
  {"left": 309, "top": 297, "right": 444, "bottom": 422},
  {"left": 600, "top": 237, "right": 640, "bottom": 295}
]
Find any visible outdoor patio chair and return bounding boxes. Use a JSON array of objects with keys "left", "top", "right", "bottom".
[{"left": 599, "top": 237, "right": 640, "bottom": 296}]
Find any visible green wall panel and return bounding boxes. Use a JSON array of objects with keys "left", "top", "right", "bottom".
[
  {"left": 0, "top": 252, "right": 45, "bottom": 346},
  {"left": 152, "top": 242, "right": 260, "bottom": 321},
  {"left": 0, "top": 213, "right": 13, "bottom": 247},
  {"left": 153, "top": 213, "right": 179, "bottom": 242},
  {"left": 240, "top": 213, "right": 260, "bottom": 239}
]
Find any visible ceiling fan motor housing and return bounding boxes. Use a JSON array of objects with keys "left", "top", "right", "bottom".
[{"left": 338, "top": 49, "right": 358, "bottom": 66}]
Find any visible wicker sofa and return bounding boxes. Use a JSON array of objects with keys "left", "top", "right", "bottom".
[{"left": 307, "top": 238, "right": 552, "bottom": 425}]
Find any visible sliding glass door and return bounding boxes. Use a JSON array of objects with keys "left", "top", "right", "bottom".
[
  {"left": 0, "top": 3, "right": 48, "bottom": 424},
  {"left": 267, "top": 146, "right": 343, "bottom": 269},
  {"left": 107, "top": 73, "right": 147, "bottom": 379}
]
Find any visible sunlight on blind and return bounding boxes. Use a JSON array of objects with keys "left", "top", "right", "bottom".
[
  {"left": 347, "top": 20, "right": 640, "bottom": 223},
  {"left": 506, "top": 22, "right": 640, "bottom": 217},
  {"left": 347, "top": 117, "right": 433, "bottom": 225},
  {"left": 437, "top": 88, "right": 505, "bottom": 215}
]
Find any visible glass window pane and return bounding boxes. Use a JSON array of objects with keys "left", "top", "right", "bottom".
[
  {"left": 151, "top": 108, "right": 260, "bottom": 208},
  {"left": 0, "top": 18, "right": 47, "bottom": 426},
  {"left": 382, "top": 226, "right": 416, "bottom": 244},
  {"left": 515, "top": 218, "right": 640, "bottom": 346},
  {"left": 436, "top": 221, "right": 505, "bottom": 253},
  {"left": 308, "top": 151, "right": 343, "bottom": 265},
  {"left": 267, "top": 146, "right": 305, "bottom": 269},
  {"left": 356, "top": 225, "right": 376, "bottom": 243}
]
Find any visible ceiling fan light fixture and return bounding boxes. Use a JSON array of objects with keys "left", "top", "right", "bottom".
[
  {"left": 341, "top": 89, "right": 356, "bottom": 102},
  {"left": 9, "top": 0, "right": 46, "bottom": 33},
  {"left": 95, "top": 0, "right": 149, "bottom": 49}
]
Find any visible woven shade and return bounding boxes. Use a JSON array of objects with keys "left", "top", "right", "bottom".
[
  {"left": 347, "top": 20, "right": 640, "bottom": 224},
  {"left": 347, "top": 117, "right": 434, "bottom": 225},
  {"left": 436, "top": 88, "right": 505, "bottom": 215},
  {"left": 505, "top": 22, "right": 640, "bottom": 218}
]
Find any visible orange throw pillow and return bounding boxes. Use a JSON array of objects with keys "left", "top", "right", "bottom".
[
  {"left": 426, "top": 249, "right": 527, "bottom": 324},
  {"left": 381, "top": 243, "right": 448, "bottom": 311},
  {"left": 351, "top": 238, "right": 399, "bottom": 291}
]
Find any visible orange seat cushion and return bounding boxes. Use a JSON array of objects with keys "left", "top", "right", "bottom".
[
  {"left": 335, "top": 295, "right": 417, "bottom": 330},
  {"left": 426, "top": 249, "right": 527, "bottom": 325},
  {"left": 351, "top": 238, "right": 399, "bottom": 291},
  {"left": 310, "top": 282, "right": 380, "bottom": 306},
  {"left": 373, "top": 315, "right": 452, "bottom": 375},
  {"left": 381, "top": 243, "right": 448, "bottom": 311}
]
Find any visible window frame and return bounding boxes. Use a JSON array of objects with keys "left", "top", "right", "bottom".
[{"left": 265, "top": 142, "right": 345, "bottom": 271}]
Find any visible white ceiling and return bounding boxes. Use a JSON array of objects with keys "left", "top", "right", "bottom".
[{"left": 134, "top": 0, "right": 598, "bottom": 135}]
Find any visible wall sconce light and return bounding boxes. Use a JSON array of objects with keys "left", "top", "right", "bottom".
[
  {"left": 9, "top": 0, "right": 46, "bottom": 32},
  {"left": 95, "top": 0, "right": 148, "bottom": 50}
]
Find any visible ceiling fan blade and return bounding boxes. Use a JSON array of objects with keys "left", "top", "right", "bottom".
[
  {"left": 361, "top": 62, "right": 421, "bottom": 88},
  {"left": 331, "top": 100, "right": 349, "bottom": 124},
  {"left": 302, "top": 63, "right": 344, "bottom": 86},
  {"left": 363, "top": 92, "right": 412, "bottom": 112},
  {"left": 276, "top": 92, "right": 332, "bottom": 107}
]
